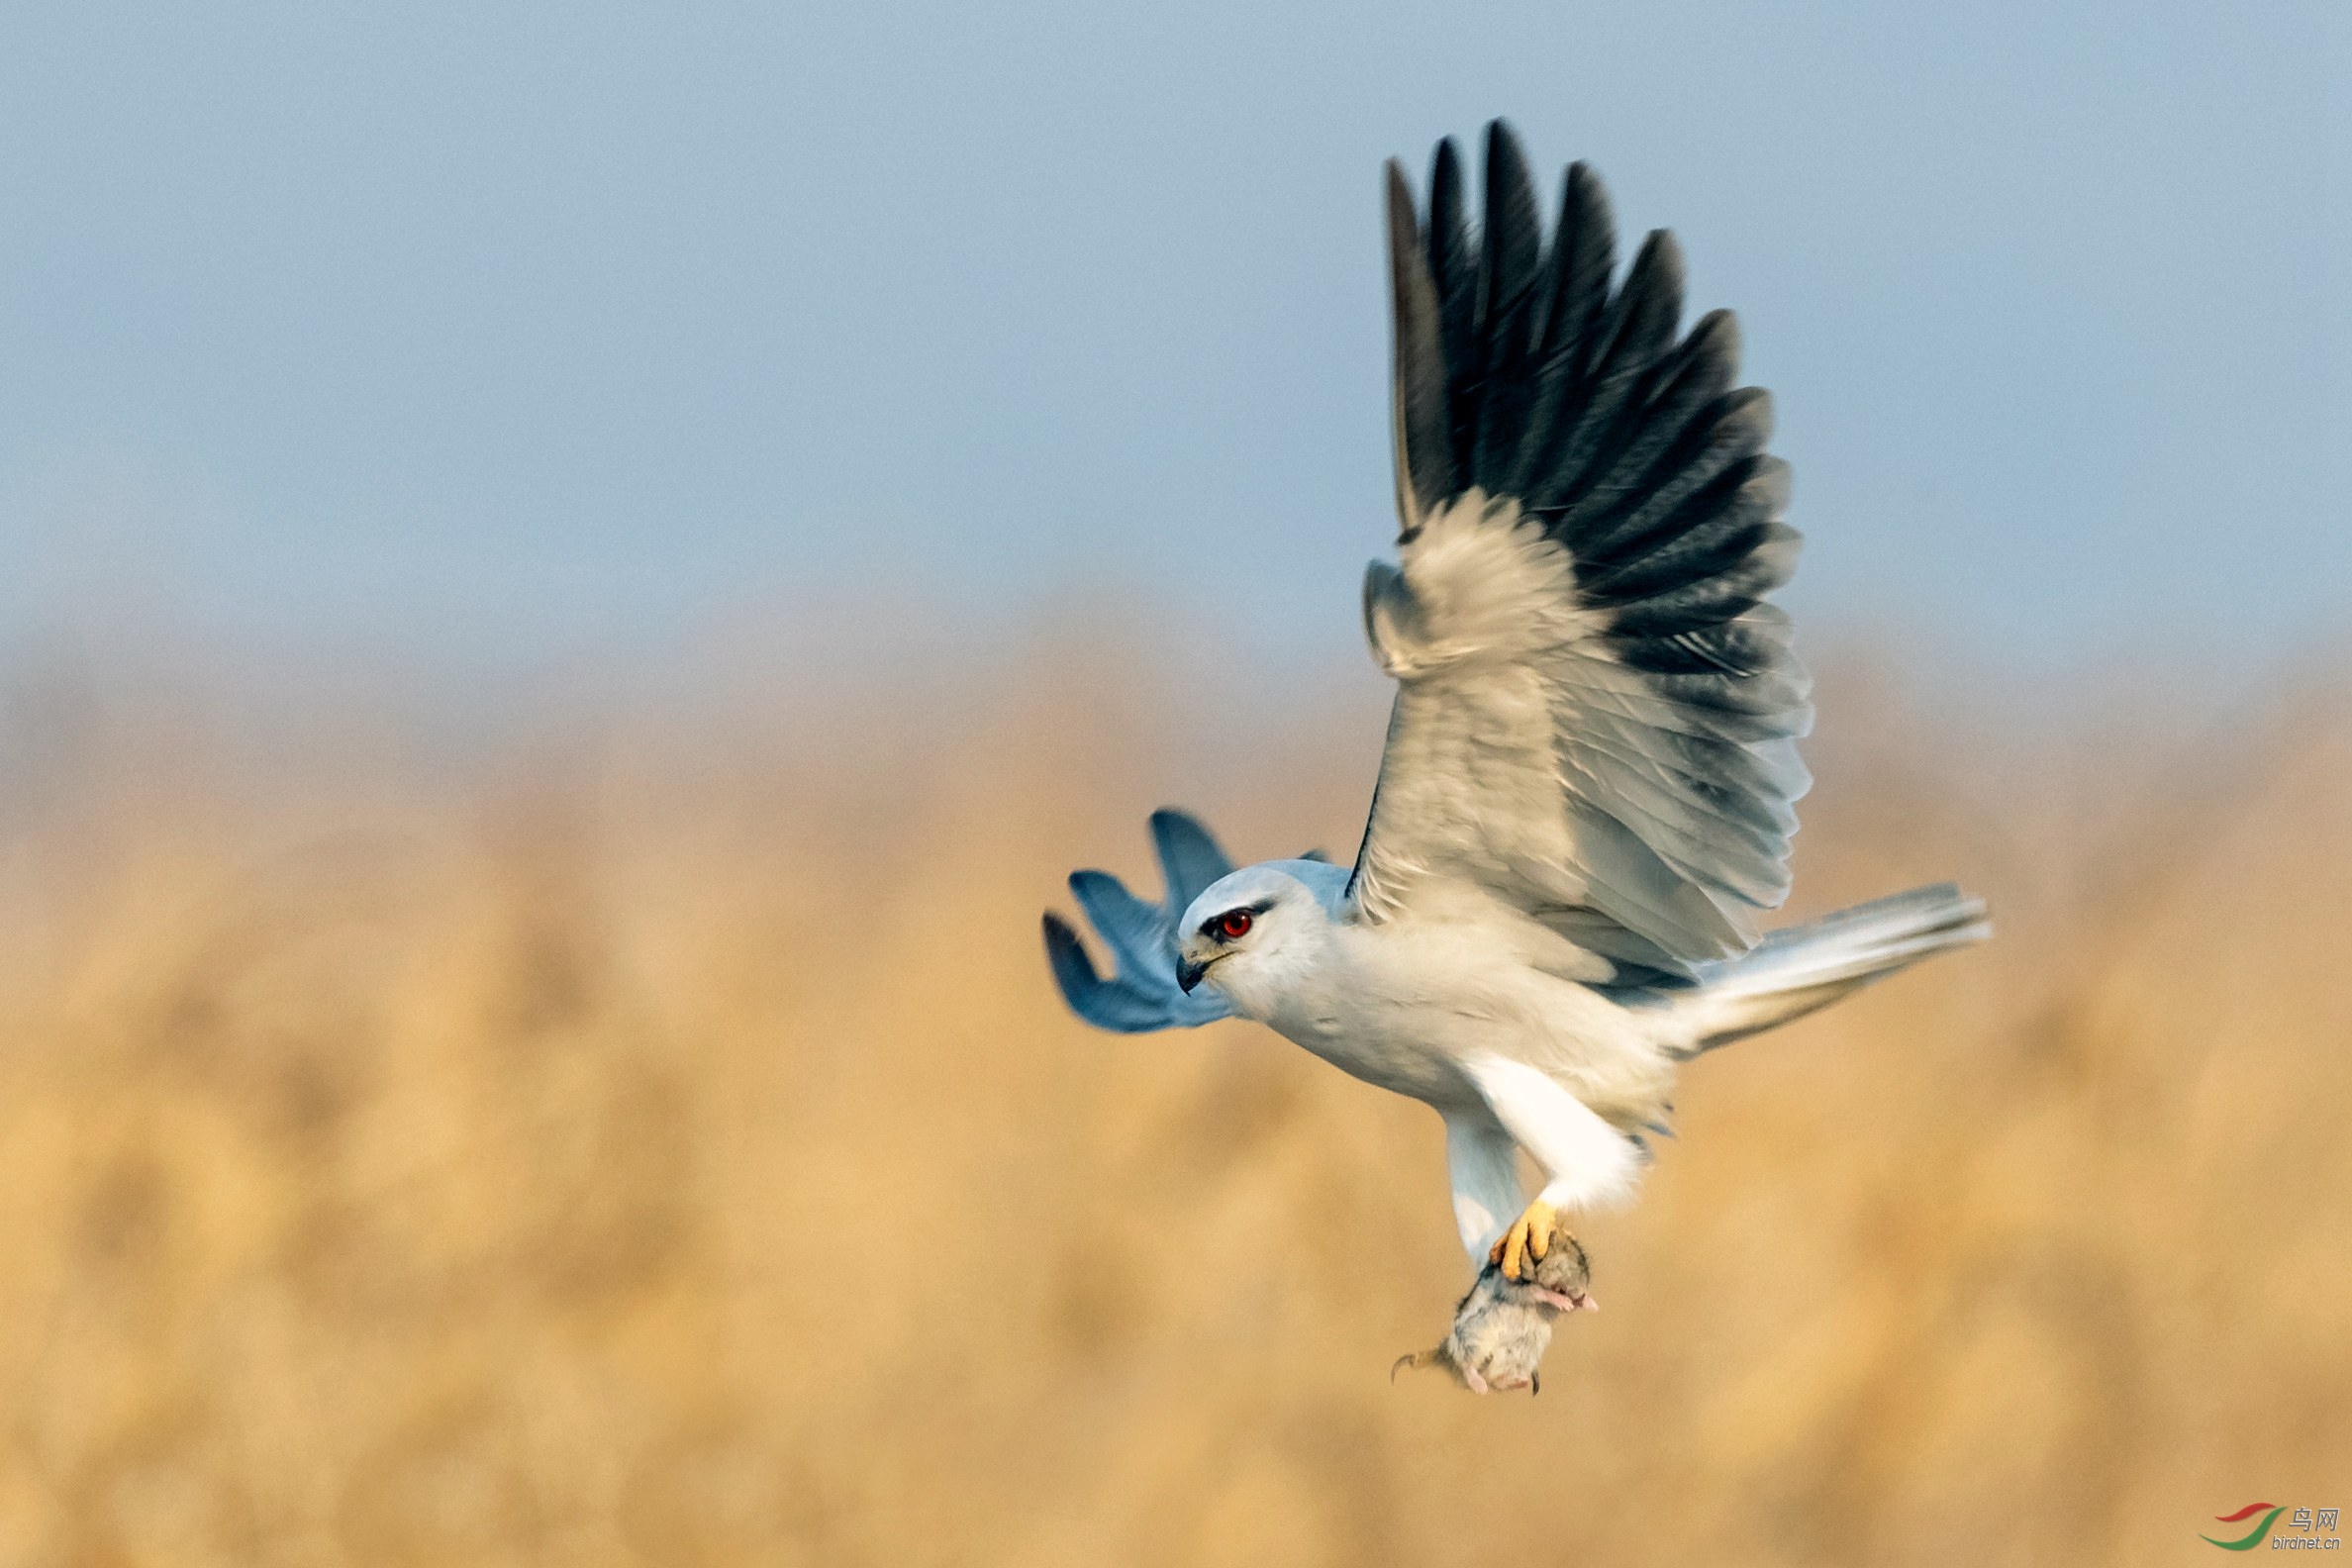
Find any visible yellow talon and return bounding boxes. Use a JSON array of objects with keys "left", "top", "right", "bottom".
[{"left": 1488, "top": 1200, "right": 1559, "bottom": 1281}]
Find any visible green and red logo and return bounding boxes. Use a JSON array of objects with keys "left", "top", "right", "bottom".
[{"left": 2205, "top": 1504, "right": 2286, "bottom": 1551}]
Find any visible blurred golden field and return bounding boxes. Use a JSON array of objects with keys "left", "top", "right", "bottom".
[{"left": 0, "top": 638, "right": 2345, "bottom": 1567}]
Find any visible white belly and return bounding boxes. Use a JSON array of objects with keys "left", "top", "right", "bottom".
[{"left": 1245, "top": 916, "right": 1674, "bottom": 1125}]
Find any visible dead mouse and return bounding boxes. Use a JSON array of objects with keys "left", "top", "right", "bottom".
[{"left": 1393, "top": 1222, "right": 1594, "bottom": 1395}]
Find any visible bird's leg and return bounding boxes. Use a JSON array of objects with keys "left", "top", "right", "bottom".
[
  {"left": 1459, "top": 1055, "right": 1640, "bottom": 1282},
  {"left": 1443, "top": 1111, "right": 1522, "bottom": 1268},
  {"left": 1487, "top": 1198, "right": 1558, "bottom": 1281}
]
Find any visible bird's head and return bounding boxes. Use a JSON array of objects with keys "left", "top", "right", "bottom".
[{"left": 1174, "top": 864, "right": 1326, "bottom": 1014}]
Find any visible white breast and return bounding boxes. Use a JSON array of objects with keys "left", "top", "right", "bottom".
[{"left": 1244, "top": 909, "right": 1674, "bottom": 1123}]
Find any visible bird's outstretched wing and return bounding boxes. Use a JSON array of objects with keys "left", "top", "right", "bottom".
[
  {"left": 1349, "top": 123, "right": 1813, "bottom": 980},
  {"left": 1044, "top": 809, "right": 1238, "bottom": 1031}
]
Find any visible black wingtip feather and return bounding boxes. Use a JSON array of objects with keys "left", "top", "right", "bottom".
[
  {"left": 1424, "top": 139, "right": 1479, "bottom": 473},
  {"left": 1542, "top": 162, "right": 1617, "bottom": 364},
  {"left": 1471, "top": 122, "right": 1544, "bottom": 493},
  {"left": 1605, "top": 231, "right": 1688, "bottom": 372},
  {"left": 1479, "top": 125, "right": 1541, "bottom": 311},
  {"left": 1387, "top": 156, "right": 1453, "bottom": 525}
]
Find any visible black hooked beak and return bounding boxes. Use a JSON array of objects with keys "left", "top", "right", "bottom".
[{"left": 1177, "top": 955, "right": 1210, "bottom": 993}]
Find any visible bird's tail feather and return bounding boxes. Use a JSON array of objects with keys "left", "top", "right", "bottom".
[{"left": 1665, "top": 884, "right": 1991, "bottom": 1058}]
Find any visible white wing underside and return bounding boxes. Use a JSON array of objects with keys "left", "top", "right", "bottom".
[{"left": 1352, "top": 491, "right": 1808, "bottom": 977}]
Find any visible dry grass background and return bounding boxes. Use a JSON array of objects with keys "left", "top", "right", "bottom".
[{"left": 0, "top": 637, "right": 2345, "bottom": 1567}]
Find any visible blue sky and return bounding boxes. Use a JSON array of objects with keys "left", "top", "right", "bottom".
[{"left": 0, "top": 0, "right": 2344, "bottom": 692}]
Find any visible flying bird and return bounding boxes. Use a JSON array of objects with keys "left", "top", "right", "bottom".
[{"left": 1042, "top": 124, "right": 1989, "bottom": 1287}]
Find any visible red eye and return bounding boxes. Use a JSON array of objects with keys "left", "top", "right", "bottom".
[{"left": 1214, "top": 910, "right": 1253, "bottom": 941}]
